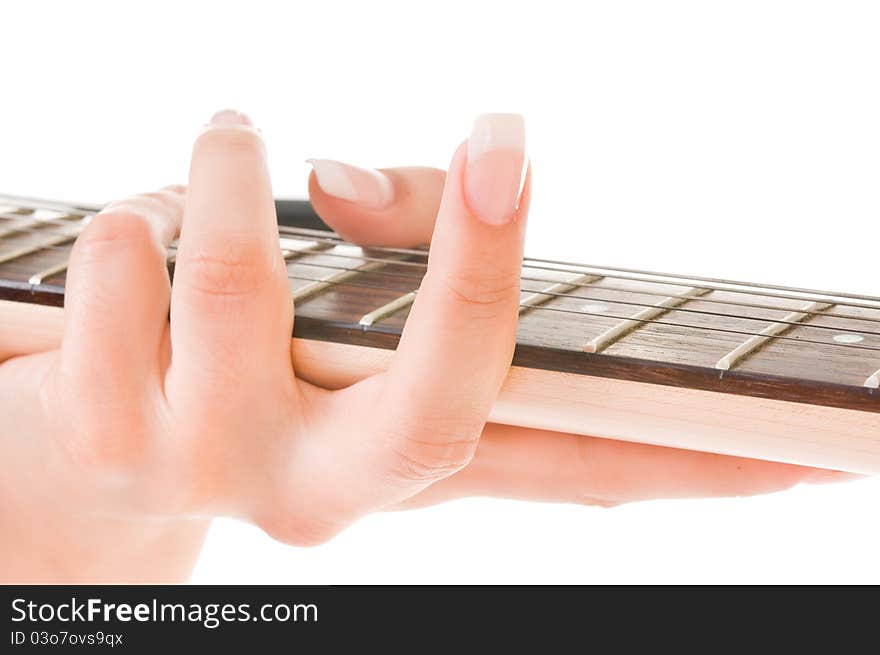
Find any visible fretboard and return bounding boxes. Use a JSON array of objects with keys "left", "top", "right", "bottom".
[{"left": 2, "top": 193, "right": 879, "bottom": 414}]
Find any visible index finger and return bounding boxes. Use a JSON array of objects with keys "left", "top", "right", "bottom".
[{"left": 378, "top": 114, "right": 530, "bottom": 483}]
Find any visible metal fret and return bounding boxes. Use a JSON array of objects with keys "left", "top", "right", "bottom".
[
  {"left": 293, "top": 262, "right": 385, "bottom": 302},
  {"left": 18, "top": 214, "right": 83, "bottom": 285},
  {"left": 519, "top": 274, "right": 602, "bottom": 315},
  {"left": 715, "top": 301, "right": 834, "bottom": 371},
  {"left": 0, "top": 222, "right": 84, "bottom": 266},
  {"left": 28, "top": 261, "right": 70, "bottom": 286},
  {"left": 359, "top": 291, "right": 417, "bottom": 327},
  {"left": 0, "top": 212, "right": 37, "bottom": 239},
  {"left": 0, "top": 193, "right": 98, "bottom": 215},
  {"left": 865, "top": 369, "right": 880, "bottom": 389},
  {"left": 583, "top": 286, "right": 711, "bottom": 353},
  {"left": 0, "top": 210, "right": 82, "bottom": 238},
  {"left": 279, "top": 237, "right": 334, "bottom": 256}
]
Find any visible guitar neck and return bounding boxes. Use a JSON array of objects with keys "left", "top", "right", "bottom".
[{"left": 1, "top": 193, "right": 879, "bottom": 473}]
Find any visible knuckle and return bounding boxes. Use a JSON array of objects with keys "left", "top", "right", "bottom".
[
  {"left": 179, "top": 241, "right": 272, "bottom": 297},
  {"left": 194, "top": 125, "right": 264, "bottom": 160},
  {"left": 65, "top": 411, "right": 148, "bottom": 475},
  {"left": 438, "top": 267, "right": 521, "bottom": 316},
  {"left": 389, "top": 432, "right": 480, "bottom": 483},
  {"left": 74, "top": 211, "right": 153, "bottom": 262},
  {"left": 53, "top": 377, "right": 150, "bottom": 479}
]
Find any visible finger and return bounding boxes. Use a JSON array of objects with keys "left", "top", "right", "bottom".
[
  {"left": 307, "top": 161, "right": 445, "bottom": 247},
  {"left": 393, "top": 425, "right": 862, "bottom": 510},
  {"left": 376, "top": 113, "right": 530, "bottom": 486},
  {"left": 169, "top": 110, "right": 292, "bottom": 389},
  {"left": 61, "top": 186, "right": 184, "bottom": 390}
]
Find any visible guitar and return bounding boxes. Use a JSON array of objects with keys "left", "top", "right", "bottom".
[{"left": 1, "top": 193, "right": 879, "bottom": 473}]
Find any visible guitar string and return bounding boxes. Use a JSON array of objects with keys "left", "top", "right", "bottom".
[
  {"left": 279, "top": 224, "right": 880, "bottom": 305},
  {"left": 4, "top": 214, "right": 880, "bottom": 342},
  {"left": 275, "top": 271, "right": 880, "bottom": 355},
  {"left": 5, "top": 209, "right": 880, "bottom": 307},
  {"left": 5, "top": 210, "right": 880, "bottom": 308},
  {"left": 5, "top": 225, "right": 880, "bottom": 340},
  {"left": 195, "top": 253, "right": 880, "bottom": 338},
  {"left": 7, "top": 227, "right": 880, "bottom": 335},
  {"left": 1, "top": 197, "right": 879, "bottom": 307},
  {"left": 6, "top": 219, "right": 880, "bottom": 325},
  {"left": 9, "top": 251, "right": 880, "bottom": 354}
]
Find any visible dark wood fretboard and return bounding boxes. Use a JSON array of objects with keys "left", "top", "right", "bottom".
[{"left": 2, "top": 193, "right": 879, "bottom": 414}]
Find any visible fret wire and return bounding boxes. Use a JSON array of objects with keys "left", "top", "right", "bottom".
[
  {"left": 584, "top": 287, "right": 710, "bottom": 354},
  {"left": 28, "top": 261, "right": 70, "bottom": 286},
  {"left": 519, "top": 274, "right": 603, "bottom": 315},
  {"left": 0, "top": 222, "right": 83, "bottom": 266},
  {"left": 292, "top": 259, "right": 392, "bottom": 303},
  {"left": 282, "top": 272, "right": 880, "bottom": 355},
  {"left": 8, "top": 218, "right": 880, "bottom": 316},
  {"left": 0, "top": 211, "right": 83, "bottom": 234},
  {"left": 0, "top": 212, "right": 45, "bottom": 239},
  {"left": 865, "top": 370, "right": 880, "bottom": 389},
  {"left": 0, "top": 193, "right": 99, "bottom": 214},
  {"left": 359, "top": 291, "right": 417, "bottom": 327},
  {"left": 715, "top": 302, "right": 834, "bottom": 371}
]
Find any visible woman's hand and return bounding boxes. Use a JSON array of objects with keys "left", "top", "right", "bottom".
[
  {"left": 0, "top": 110, "right": 532, "bottom": 581},
  {"left": 0, "top": 110, "right": 848, "bottom": 583}
]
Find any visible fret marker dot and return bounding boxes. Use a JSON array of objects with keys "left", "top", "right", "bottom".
[
  {"left": 833, "top": 333, "right": 864, "bottom": 344},
  {"left": 582, "top": 302, "right": 611, "bottom": 314}
]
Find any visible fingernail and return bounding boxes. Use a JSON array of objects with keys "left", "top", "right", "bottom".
[
  {"left": 306, "top": 158, "right": 394, "bottom": 209},
  {"left": 465, "top": 113, "right": 527, "bottom": 225},
  {"left": 209, "top": 109, "right": 253, "bottom": 127},
  {"left": 802, "top": 469, "right": 865, "bottom": 484}
]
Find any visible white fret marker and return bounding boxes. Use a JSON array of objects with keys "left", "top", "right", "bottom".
[
  {"left": 359, "top": 291, "right": 417, "bottom": 327},
  {"left": 584, "top": 286, "right": 710, "bottom": 354},
  {"left": 866, "top": 370, "right": 880, "bottom": 389},
  {"left": 582, "top": 302, "right": 611, "bottom": 314},
  {"left": 833, "top": 333, "right": 864, "bottom": 344},
  {"left": 519, "top": 274, "right": 602, "bottom": 314},
  {"left": 715, "top": 301, "right": 833, "bottom": 371}
]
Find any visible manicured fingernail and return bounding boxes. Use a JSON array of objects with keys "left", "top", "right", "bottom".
[
  {"left": 306, "top": 158, "right": 394, "bottom": 209},
  {"left": 802, "top": 469, "right": 865, "bottom": 484},
  {"left": 465, "top": 113, "right": 527, "bottom": 225},
  {"left": 209, "top": 109, "right": 253, "bottom": 127}
]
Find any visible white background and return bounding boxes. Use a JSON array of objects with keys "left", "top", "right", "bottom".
[{"left": 2, "top": 0, "right": 879, "bottom": 583}]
